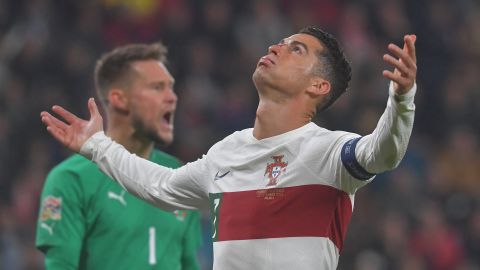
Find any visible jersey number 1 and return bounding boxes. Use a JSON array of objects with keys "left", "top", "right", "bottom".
[{"left": 149, "top": 227, "right": 157, "bottom": 265}]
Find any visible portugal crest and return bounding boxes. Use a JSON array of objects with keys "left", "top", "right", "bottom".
[{"left": 264, "top": 155, "right": 288, "bottom": 186}]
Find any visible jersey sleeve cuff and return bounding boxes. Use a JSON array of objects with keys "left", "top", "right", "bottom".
[
  {"left": 389, "top": 81, "right": 416, "bottom": 101},
  {"left": 79, "top": 131, "right": 109, "bottom": 160}
]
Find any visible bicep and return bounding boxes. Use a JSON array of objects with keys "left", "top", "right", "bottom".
[{"left": 331, "top": 134, "right": 375, "bottom": 193}]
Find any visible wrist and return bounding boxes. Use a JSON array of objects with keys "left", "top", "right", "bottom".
[{"left": 389, "top": 81, "right": 416, "bottom": 102}]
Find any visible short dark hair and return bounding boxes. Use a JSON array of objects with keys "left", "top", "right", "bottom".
[
  {"left": 94, "top": 43, "right": 168, "bottom": 106},
  {"left": 299, "top": 26, "right": 351, "bottom": 111}
]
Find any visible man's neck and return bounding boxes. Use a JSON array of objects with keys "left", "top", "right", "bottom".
[
  {"left": 252, "top": 97, "right": 313, "bottom": 140},
  {"left": 107, "top": 122, "right": 154, "bottom": 159}
]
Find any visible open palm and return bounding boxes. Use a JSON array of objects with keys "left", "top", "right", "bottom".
[
  {"left": 382, "top": 34, "right": 417, "bottom": 95},
  {"left": 40, "top": 98, "right": 104, "bottom": 152}
]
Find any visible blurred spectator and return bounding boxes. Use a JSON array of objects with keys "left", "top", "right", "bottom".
[
  {"left": 234, "top": 0, "right": 292, "bottom": 61},
  {"left": 410, "top": 201, "right": 465, "bottom": 270},
  {"left": 1, "top": 0, "right": 479, "bottom": 269},
  {"left": 0, "top": 205, "right": 23, "bottom": 270},
  {"left": 435, "top": 127, "right": 480, "bottom": 197}
]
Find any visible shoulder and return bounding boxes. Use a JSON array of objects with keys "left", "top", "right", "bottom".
[
  {"left": 44, "top": 154, "right": 102, "bottom": 190},
  {"left": 217, "top": 128, "right": 251, "bottom": 146},
  {"left": 151, "top": 149, "right": 182, "bottom": 168},
  {"left": 47, "top": 155, "right": 96, "bottom": 180},
  {"left": 207, "top": 128, "right": 252, "bottom": 155},
  {"left": 301, "top": 123, "right": 358, "bottom": 146},
  {"left": 295, "top": 124, "right": 361, "bottom": 162}
]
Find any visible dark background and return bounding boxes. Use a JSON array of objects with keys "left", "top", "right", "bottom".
[{"left": 1, "top": 0, "right": 479, "bottom": 269}]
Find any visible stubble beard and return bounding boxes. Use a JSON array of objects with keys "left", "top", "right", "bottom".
[
  {"left": 132, "top": 115, "right": 171, "bottom": 147},
  {"left": 252, "top": 67, "right": 271, "bottom": 93},
  {"left": 253, "top": 67, "right": 283, "bottom": 97}
]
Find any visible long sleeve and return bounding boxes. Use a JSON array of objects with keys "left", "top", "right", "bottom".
[
  {"left": 80, "top": 134, "right": 210, "bottom": 211},
  {"left": 355, "top": 82, "right": 416, "bottom": 174}
]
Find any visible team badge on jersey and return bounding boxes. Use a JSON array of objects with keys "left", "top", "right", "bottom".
[
  {"left": 173, "top": 210, "right": 187, "bottom": 222},
  {"left": 40, "top": 196, "right": 62, "bottom": 221},
  {"left": 264, "top": 155, "right": 288, "bottom": 186}
]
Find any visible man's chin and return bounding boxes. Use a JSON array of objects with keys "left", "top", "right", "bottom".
[
  {"left": 145, "top": 131, "right": 173, "bottom": 147},
  {"left": 252, "top": 69, "right": 265, "bottom": 88},
  {"left": 252, "top": 70, "right": 276, "bottom": 91},
  {"left": 155, "top": 134, "right": 174, "bottom": 147}
]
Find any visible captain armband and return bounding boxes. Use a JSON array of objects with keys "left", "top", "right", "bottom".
[{"left": 341, "top": 137, "right": 376, "bottom": 181}]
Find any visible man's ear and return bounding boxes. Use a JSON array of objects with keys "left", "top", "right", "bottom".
[
  {"left": 107, "top": 89, "right": 129, "bottom": 111},
  {"left": 306, "top": 78, "right": 331, "bottom": 97}
]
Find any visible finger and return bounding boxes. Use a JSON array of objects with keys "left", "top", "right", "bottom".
[
  {"left": 388, "top": 43, "right": 415, "bottom": 69},
  {"left": 88, "top": 98, "right": 100, "bottom": 119},
  {"left": 383, "top": 54, "right": 411, "bottom": 76},
  {"left": 405, "top": 34, "right": 417, "bottom": 63},
  {"left": 46, "top": 126, "right": 67, "bottom": 144},
  {"left": 382, "top": 70, "right": 409, "bottom": 86},
  {"left": 41, "top": 111, "right": 69, "bottom": 131},
  {"left": 52, "top": 105, "right": 80, "bottom": 124},
  {"left": 41, "top": 113, "right": 59, "bottom": 129}
]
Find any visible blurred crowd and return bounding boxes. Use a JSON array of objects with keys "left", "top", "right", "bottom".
[{"left": 1, "top": 0, "right": 479, "bottom": 269}]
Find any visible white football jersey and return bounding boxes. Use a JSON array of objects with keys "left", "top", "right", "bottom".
[{"left": 81, "top": 83, "right": 416, "bottom": 269}]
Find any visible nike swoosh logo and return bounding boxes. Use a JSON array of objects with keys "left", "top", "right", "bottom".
[{"left": 214, "top": 171, "right": 230, "bottom": 181}]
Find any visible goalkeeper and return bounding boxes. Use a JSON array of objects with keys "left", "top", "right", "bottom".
[{"left": 36, "top": 42, "right": 202, "bottom": 270}]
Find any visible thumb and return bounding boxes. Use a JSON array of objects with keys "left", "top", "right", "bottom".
[
  {"left": 410, "top": 34, "right": 417, "bottom": 43},
  {"left": 87, "top": 97, "right": 104, "bottom": 134},
  {"left": 88, "top": 98, "right": 99, "bottom": 119}
]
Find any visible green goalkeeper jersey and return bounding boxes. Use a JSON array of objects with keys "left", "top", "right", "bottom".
[{"left": 35, "top": 151, "right": 201, "bottom": 270}]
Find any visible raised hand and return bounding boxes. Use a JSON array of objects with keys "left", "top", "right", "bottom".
[
  {"left": 382, "top": 34, "right": 417, "bottom": 95},
  {"left": 40, "top": 98, "right": 104, "bottom": 152}
]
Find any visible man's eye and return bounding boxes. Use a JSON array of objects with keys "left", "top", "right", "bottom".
[
  {"left": 292, "top": 46, "right": 302, "bottom": 54},
  {"left": 154, "top": 84, "right": 165, "bottom": 91}
]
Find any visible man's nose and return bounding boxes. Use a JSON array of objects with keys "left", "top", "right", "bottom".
[
  {"left": 268, "top": 44, "right": 282, "bottom": 55},
  {"left": 166, "top": 88, "right": 178, "bottom": 103}
]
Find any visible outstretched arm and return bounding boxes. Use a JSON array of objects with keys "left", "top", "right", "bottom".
[
  {"left": 41, "top": 99, "right": 208, "bottom": 210},
  {"left": 40, "top": 98, "right": 104, "bottom": 153},
  {"left": 351, "top": 35, "right": 417, "bottom": 175}
]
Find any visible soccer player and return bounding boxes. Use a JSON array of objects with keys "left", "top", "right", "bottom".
[
  {"left": 35, "top": 43, "right": 202, "bottom": 270},
  {"left": 40, "top": 27, "right": 417, "bottom": 269}
]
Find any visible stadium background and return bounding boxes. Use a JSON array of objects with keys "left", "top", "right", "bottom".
[{"left": 1, "top": 0, "right": 480, "bottom": 269}]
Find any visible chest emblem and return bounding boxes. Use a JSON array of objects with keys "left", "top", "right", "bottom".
[
  {"left": 264, "top": 155, "right": 288, "bottom": 186},
  {"left": 173, "top": 210, "right": 187, "bottom": 222}
]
